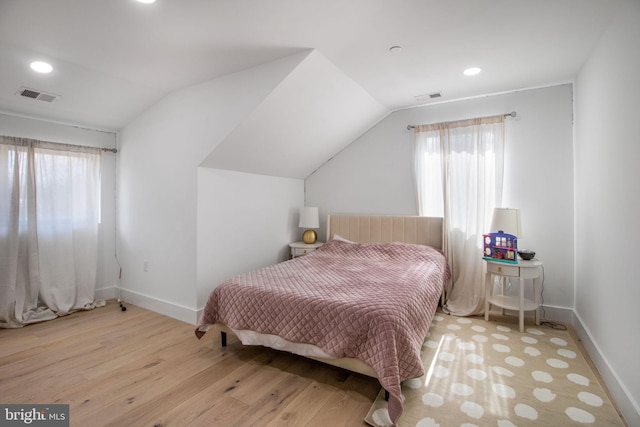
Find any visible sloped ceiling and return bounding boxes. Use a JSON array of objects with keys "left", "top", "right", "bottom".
[{"left": 200, "top": 50, "right": 388, "bottom": 179}]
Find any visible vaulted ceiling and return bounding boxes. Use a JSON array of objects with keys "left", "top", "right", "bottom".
[{"left": 0, "top": 1, "right": 622, "bottom": 132}]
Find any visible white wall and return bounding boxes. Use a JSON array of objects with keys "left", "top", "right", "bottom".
[
  {"left": 196, "top": 168, "right": 302, "bottom": 309},
  {"left": 117, "top": 53, "right": 308, "bottom": 323},
  {"left": 574, "top": 0, "right": 640, "bottom": 424},
  {"left": 0, "top": 113, "right": 117, "bottom": 298},
  {"left": 306, "top": 84, "right": 575, "bottom": 318}
]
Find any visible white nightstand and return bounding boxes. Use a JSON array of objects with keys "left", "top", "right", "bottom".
[
  {"left": 484, "top": 258, "right": 543, "bottom": 332},
  {"left": 289, "top": 241, "right": 323, "bottom": 258}
]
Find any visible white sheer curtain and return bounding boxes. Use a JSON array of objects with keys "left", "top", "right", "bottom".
[
  {"left": 0, "top": 136, "right": 103, "bottom": 328},
  {"left": 413, "top": 116, "right": 504, "bottom": 316}
]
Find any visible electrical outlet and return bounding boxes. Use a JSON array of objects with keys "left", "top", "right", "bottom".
[{"left": 143, "top": 260, "right": 149, "bottom": 272}]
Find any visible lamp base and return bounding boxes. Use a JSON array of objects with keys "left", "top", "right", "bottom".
[{"left": 302, "top": 229, "right": 317, "bottom": 244}]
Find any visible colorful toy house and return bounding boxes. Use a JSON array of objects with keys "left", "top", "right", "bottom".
[{"left": 483, "top": 230, "right": 518, "bottom": 264}]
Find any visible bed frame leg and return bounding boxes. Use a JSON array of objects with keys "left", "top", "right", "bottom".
[
  {"left": 221, "top": 331, "right": 227, "bottom": 347},
  {"left": 384, "top": 390, "right": 389, "bottom": 401}
]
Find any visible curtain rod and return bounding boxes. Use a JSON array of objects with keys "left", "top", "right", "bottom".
[
  {"left": 1, "top": 135, "right": 117, "bottom": 154},
  {"left": 406, "top": 111, "right": 517, "bottom": 130},
  {"left": 0, "top": 111, "right": 118, "bottom": 153}
]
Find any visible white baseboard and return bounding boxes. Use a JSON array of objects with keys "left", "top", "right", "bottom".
[
  {"left": 112, "top": 287, "right": 199, "bottom": 325},
  {"left": 572, "top": 311, "right": 639, "bottom": 427},
  {"left": 490, "top": 303, "right": 636, "bottom": 424},
  {"left": 539, "top": 304, "right": 574, "bottom": 324}
]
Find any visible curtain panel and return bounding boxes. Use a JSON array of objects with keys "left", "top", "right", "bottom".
[
  {"left": 0, "top": 136, "right": 103, "bottom": 327},
  {"left": 413, "top": 116, "right": 505, "bottom": 316}
]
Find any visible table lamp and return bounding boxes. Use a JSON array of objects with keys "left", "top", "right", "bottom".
[
  {"left": 490, "top": 207, "right": 522, "bottom": 238},
  {"left": 299, "top": 207, "right": 319, "bottom": 244}
]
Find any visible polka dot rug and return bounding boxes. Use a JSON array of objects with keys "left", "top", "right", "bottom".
[{"left": 364, "top": 311, "right": 625, "bottom": 426}]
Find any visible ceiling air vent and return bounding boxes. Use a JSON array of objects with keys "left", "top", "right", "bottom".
[
  {"left": 414, "top": 92, "right": 443, "bottom": 102},
  {"left": 16, "top": 87, "right": 59, "bottom": 103}
]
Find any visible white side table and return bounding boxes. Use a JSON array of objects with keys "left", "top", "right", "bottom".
[
  {"left": 289, "top": 241, "right": 323, "bottom": 258},
  {"left": 484, "top": 258, "right": 543, "bottom": 332}
]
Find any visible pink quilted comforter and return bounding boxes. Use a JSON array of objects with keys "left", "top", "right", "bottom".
[{"left": 196, "top": 239, "right": 450, "bottom": 423}]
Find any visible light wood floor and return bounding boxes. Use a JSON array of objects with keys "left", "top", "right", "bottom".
[{"left": 0, "top": 300, "right": 379, "bottom": 427}]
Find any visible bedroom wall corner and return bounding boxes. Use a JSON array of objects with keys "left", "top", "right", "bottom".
[
  {"left": 196, "top": 167, "right": 303, "bottom": 311},
  {"left": 574, "top": 0, "right": 640, "bottom": 424},
  {"left": 306, "top": 85, "right": 575, "bottom": 316}
]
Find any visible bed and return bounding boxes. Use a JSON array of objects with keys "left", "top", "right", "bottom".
[{"left": 195, "top": 214, "right": 450, "bottom": 423}]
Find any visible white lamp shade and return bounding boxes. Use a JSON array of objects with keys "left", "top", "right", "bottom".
[
  {"left": 298, "top": 207, "right": 319, "bottom": 229},
  {"left": 490, "top": 208, "right": 522, "bottom": 238}
]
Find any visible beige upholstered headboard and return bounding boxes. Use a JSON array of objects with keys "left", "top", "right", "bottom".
[{"left": 327, "top": 215, "right": 443, "bottom": 249}]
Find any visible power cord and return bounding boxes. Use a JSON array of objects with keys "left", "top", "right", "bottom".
[
  {"left": 538, "top": 264, "right": 566, "bottom": 330},
  {"left": 115, "top": 255, "right": 126, "bottom": 312}
]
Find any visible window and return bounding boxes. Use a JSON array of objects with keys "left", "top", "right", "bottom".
[
  {"left": 1, "top": 136, "right": 102, "bottom": 327},
  {"left": 413, "top": 116, "right": 505, "bottom": 316}
]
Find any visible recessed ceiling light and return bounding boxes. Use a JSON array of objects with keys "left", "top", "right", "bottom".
[
  {"left": 30, "top": 61, "right": 53, "bottom": 74},
  {"left": 463, "top": 67, "right": 482, "bottom": 76},
  {"left": 136, "top": 0, "right": 156, "bottom": 3}
]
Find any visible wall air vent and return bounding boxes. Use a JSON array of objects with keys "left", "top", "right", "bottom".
[{"left": 16, "top": 87, "right": 59, "bottom": 103}]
